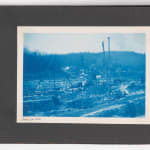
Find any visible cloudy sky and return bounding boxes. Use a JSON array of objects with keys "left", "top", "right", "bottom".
[{"left": 24, "top": 33, "right": 145, "bottom": 54}]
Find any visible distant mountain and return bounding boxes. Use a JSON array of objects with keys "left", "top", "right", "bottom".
[{"left": 23, "top": 48, "right": 145, "bottom": 75}]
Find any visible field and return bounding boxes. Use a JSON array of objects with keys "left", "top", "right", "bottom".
[
  {"left": 23, "top": 50, "right": 145, "bottom": 117},
  {"left": 23, "top": 78, "right": 145, "bottom": 117}
]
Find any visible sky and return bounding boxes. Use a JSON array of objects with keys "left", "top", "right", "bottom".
[{"left": 24, "top": 33, "right": 145, "bottom": 54}]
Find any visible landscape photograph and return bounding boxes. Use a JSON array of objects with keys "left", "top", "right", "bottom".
[{"left": 22, "top": 32, "right": 145, "bottom": 118}]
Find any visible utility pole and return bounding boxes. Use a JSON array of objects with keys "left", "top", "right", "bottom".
[
  {"left": 107, "top": 37, "right": 111, "bottom": 97},
  {"left": 102, "top": 41, "right": 105, "bottom": 67},
  {"left": 101, "top": 40, "right": 107, "bottom": 83},
  {"left": 107, "top": 37, "right": 111, "bottom": 65},
  {"left": 108, "top": 37, "right": 110, "bottom": 52}
]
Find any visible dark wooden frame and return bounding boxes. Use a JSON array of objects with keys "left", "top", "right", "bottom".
[{"left": 0, "top": 6, "right": 150, "bottom": 144}]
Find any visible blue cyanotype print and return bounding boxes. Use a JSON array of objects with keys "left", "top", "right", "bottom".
[{"left": 23, "top": 33, "right": 145, "bottom": 117}]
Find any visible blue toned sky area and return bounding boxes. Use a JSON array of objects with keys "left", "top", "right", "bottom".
[{"left": 24, "top": 33, "right": 145, "bottom": 54}]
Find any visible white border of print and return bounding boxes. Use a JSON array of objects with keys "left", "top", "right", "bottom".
[{"left": 17, "top": 26, "right": 150, "bottom": 124}]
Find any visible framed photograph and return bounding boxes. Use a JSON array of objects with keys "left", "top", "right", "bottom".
[
  {"left": 17, "top": 26, "right": 149, "bottom": 124},
  {"left": 1, "top": 6, "right": 150, "bottom": 144}
]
